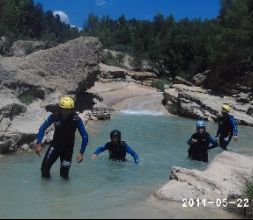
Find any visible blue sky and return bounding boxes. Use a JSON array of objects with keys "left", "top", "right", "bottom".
[{"left": 34, "top": 0, "right": 221, "bottom": 28}]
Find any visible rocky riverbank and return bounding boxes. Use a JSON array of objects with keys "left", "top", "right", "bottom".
[
  {"left": 0, "top": 37, "right": 102, "bottom": 154},
  {"left": 163, "top": 84, "right": 253, "bottom": 126},
  {"left": 151, "top": 151, "right": 253, "bottom": 218}
]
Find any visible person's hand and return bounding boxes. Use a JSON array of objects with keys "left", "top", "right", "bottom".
[
  {"left": 35, "top": 143, "right": 42, "bottom": 157},
  {"left": 92, "top": 154, "right": 97, "bottom": 160},
  {"left": 224, "top": 137, "right": 229, "bottom": 142},
  {"left": 76, "top": 153, "right": 84, "bottom": 163},
  {"left": 192, "top": 139, "right": 197, "bottom": 143},
  {"left": 234, "top": 136, "right": 238, "bottom": 142}
]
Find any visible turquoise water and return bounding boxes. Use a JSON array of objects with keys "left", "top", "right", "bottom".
[{"left": 0, "top": 113, "right": 252, "bottom": 219}]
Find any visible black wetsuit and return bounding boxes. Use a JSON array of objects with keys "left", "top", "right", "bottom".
[
  {"left": 216, "top": 115, "right": 238, "bottom": 150},
  {"left": 94, "top": 141, "right": 139, "bottom": 164},
  {"left": 37, "top": 112, "right": 88, "bottom": 179},
  {"left": 187, "top": 132, "right": 218, "bottom": 163}
]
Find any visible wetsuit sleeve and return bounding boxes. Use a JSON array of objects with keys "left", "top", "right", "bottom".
[
  {"left": 37, "top": 114, "right": 55, "bottom": 144},
  {"left": 207, "top": 135, "right": 218, "bottom": 150},
  {"left": 187, "top": 135, "right": 194, "bottom": 146},
  {"left": 230, "top": 116, "right": 238, "bottom": 136},
  {"left": 94, "top": 144, "right": 109, "bottom": 155},
  {"left": 216, "top": 119, "right": 222, "bottom": 137},
  {"left": 76, "top": 118, "right": 89, "bottom": 155},
  {"left": 125, "top": 144, "right": 139, "bottom": 164}
]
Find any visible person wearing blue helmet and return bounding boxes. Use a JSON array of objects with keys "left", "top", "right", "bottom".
[{"left": 187, "top": 120, "right": 218, "bottom": 163}]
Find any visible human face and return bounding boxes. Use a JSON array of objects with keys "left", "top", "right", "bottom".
[
  {"left": 111, "top": 136, "right": 120, "bottom": 144},
  {"left": 197, "top": 127, "right": 205, "bottom": 134}
]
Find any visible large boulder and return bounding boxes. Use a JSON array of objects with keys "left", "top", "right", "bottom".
[
  {"left": 154, "top": 152, "right": 253, "bottom": 207},
  {"left": 192, "top": 70, "right": 210, "bottom": 86},
  {"left": 92, "top": 102, "right": 111, "bottom": 120},
  {"left": 0, "top": 37, "right": 102, "bottom": 94},
  {"left": 10, "top": 40, "right": 47, "bottom": 57},
  {"left": 0, "top": 132, "right": 37, "bottom": 154},
  {"left": 0, "top": 37, "right": 103, "bottom": 155}
]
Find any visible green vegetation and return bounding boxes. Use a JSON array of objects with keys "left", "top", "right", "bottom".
[
  {"left": 101, "top": 51, "right": 125, "bottom": 67},
  {"left": 82, "top": 0, "right": 253, "bottom": 90},
  {"left": 0, "top": 0, "right": 79, "bottom": 48},
  {"left": 18, "top": 91, "right": 37, "bottom": 105},
  {"left": 18, "top": 88, "right": 45, "bottom": 105},
  {"left": 24, "top": 43, "right": 34, "bottom": 55},
  {"left": 244, "top": 176, "right": 253, "bottom": 200},
  {"left": 151, "top": 80, "right": 165, "bottom": 92}
]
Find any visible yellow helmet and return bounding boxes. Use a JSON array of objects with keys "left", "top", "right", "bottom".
[
  {"left": 59, "top": 96, "right": 75, "bottom": 109},
  {"left": 222, "top": 104, "right": 231, "bottom": 113}
]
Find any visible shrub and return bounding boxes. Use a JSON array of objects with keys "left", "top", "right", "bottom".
[{"left": 151, "top": 80, "right": 165, "bottom": 92}]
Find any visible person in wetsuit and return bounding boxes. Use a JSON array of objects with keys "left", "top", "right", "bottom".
[
  {"left": 92, "top": 130, "right": 139, "bottom": 164},
  {"left": 35, "top": 96, "right": 88, "bottom": 179},
  {"left": 216, "top": 104, "right": 238, "bottom": 150},
  {"left": 187, "top": 120, "right": 218, "bottom": 163}
]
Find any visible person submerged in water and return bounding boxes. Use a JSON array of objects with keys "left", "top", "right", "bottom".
[
  {"left": 187, "top": 120, "right": 218, "bottom": 163},
  {"left": 35, "top": 96, "right": 88, "bottom": 179},
  {"left": 216, "top": 104, "right": 238, "bottom": 150},
  {"left": 92, "top": 130, "right": 139, "bottom": 164}
]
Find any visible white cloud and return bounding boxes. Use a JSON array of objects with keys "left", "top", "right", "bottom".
[
  {"left": 96, "top": 0, "right": 107, "bottom": 6},
  {"left": 53, "top": 10, "right": 70, "bottom": 24},
  {"left": 71, "top": 25, "right": 82, "bottom": 31}
]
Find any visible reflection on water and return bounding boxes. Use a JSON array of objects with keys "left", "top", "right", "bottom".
[{"left": 0, "top": 113, "right": 252, "bottom": 219}]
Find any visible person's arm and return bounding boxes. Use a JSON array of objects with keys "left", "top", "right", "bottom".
[
  {"left": 93, "top": 144, "right": 109, "bottom": 155},
  {"left": 187, "top": 135, "right": 197, "bottom": 146},
  {"left": 125, "top": 144, "right": 139, "bottom": 164},
  {"left": 37, "top": 114, "right": 55, "bottom": 144},
  {"left": 75, "top": 117, "right": 89, "bottom": 163},
  {"left": 216, "top": 119, "right": 222, "bottom": 138},
  {"left": 35, "top": 114, "right": 55, "bottom": 156},
  {"left": 187, "top": 138, "right": 192, "bottom": 146},
  {"left": 208, "top": 135, "right": 218, "bottom": 150},
  {"left": 76, "top": 118, "right": 89, "bottom": 155},
  {"left": 230, "top": 116, "right": 238, "bottom": 137}
]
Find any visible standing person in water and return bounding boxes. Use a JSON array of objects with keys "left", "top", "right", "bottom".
[
  {"left": 35, "top": 96, "right": 88, "bottom": 179},
  {"left": 92, "top": 130, "right": 139, "bottom": 164},
  {"left": 216, "top": 104, "right": 238, "bottom": 150},
  {"left": 187, "top": 120, "right": 218, "bottom": 163}
]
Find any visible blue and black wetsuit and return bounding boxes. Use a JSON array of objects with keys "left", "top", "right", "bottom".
[
  {"left": 37, "top": 112, "right": 88, "bottom": 178},
  {"left": 187, "top": 132, "right": 218, "bottom": 163},
  {"left": 216, "top": 115, "right": 238, "bottom": 150},
  {"left": 94, "top": 142, "right": 139, "bottom": 164}
]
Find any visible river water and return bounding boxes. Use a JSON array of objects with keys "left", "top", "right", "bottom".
[{"left": 0, "top": 112, "right": 252, "bottom": 219}]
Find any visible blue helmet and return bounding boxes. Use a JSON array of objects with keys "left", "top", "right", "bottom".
[{"left": 196, "top": 120, "right": 206, "bottom": 128}]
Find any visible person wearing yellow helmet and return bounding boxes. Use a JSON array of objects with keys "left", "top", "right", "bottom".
[
  {"left": 35, "top": 96, "right": 88, "bottom": 180},
  {"left": 216, "top": 104, "right": 238, "bottom": 150}
]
